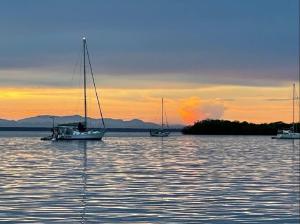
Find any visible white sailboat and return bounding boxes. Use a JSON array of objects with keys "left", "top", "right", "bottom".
[
  {"left": 150, "top": 98, "right": 170, "bottom": 137},
  {"left": 272, "top": 83, "right": 300, "bottom": 139},
  {"left": 43, "top": 37, "right": 106, "bottom": 141}
]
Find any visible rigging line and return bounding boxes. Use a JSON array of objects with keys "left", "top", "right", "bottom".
[
  {"left": 65, "top": 44, "right": 82, "bottom": 119},
  {"left": 76, "top": 47, "right": 83, "bottom": 122},
  {"left": 74, "top": 45, "right": 83, "bottom": 119},
  {"left": 85, "top": 42, "right": 106, "bottom": 129},
  {"left": 164, "top": 111, "right": 169, "bottom": 128},
  {"left": 72, "top": 44, "right": 83, "bottom": 84}
]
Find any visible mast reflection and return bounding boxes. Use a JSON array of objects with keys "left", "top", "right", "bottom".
[{"left": 80, "top": 141, "right": 87, "bottom": 224}]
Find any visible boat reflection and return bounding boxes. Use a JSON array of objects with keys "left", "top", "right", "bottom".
[{"left": 80, "top": 141, "right": 87, "bottom": 224}]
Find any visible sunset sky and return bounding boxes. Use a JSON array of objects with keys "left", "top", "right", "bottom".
[{"left": 0, "top": 0, "right": 299, "bottom": 124}]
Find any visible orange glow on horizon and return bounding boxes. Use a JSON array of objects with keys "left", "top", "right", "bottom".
[
  {"left": 0, "top": 85, "right": 297, "bottom": 124},
  {"left": 179, "top": 97, "right": 205, "bottom": 124}
]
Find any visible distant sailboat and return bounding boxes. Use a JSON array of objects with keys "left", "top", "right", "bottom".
[
  {"left": 42, "top": 37, "right": 106, "bottom": 141},
  {"left": 150, "top": 98, "right": 170, "bottom": 137},
  {"left": 272, "top": 83, "right": 300, "bottom": 139}
]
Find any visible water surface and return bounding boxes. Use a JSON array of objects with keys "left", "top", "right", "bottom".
[{"left": 0, "top": 133, "right": 299, "bottom": 223}]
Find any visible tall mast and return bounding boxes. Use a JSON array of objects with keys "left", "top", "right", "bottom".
[
  {"left": 161, "top": 98, "right": 164, "bottom": 129},
  {"left": 298, "top": 0, "right": 300, "bottom": 133},
  {"left": 83, "top": 37, "right": 87, "bottom": 127},
  {"left": 293, "top": 83, "right": 295, "bottom": 132}
]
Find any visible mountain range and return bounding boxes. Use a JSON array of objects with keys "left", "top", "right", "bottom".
[{"left": 0, "top": 115, "right": 183, "bottom": 129}]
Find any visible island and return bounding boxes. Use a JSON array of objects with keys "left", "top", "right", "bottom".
[{"left": 182, "top": 119, "right": 297, "bottom": 135}]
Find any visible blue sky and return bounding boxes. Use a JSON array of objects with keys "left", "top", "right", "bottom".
[{"left": 0, "top": 0, "right": 298, "bottom": 87}]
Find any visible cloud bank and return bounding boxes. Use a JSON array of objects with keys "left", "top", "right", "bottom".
[{"left": 0, "top": 0, "right": 298, "bottom": 88}]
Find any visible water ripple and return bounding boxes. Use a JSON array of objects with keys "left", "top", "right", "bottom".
[{"left": 0, "top": 134, "right": 299, "bottom": 223}]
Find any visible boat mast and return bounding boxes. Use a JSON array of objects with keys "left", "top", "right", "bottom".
[
  {"left": 83, "top": 37, "right": 87, "bottom": 127},
  {"left": 298, "top": 2, "right": 300, "bottom": 132},
  {"left": 161, "top": 98, "right": 164, "bottom": 129},
  {"left": 293, "top": 83, "right": 295, "bottom": 132}
]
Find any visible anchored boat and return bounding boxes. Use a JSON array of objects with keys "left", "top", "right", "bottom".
[
  {"left": 272, "top": 83, "right": 300, "bottom": 139},
  {"left": 42, "top": 37, "right": 106, "bottom": 141},
  {"left": 150, "top": 98, "right": 170, "bottom": 137},
  {"left": 272, "top": 130, "right": 300, "bottom": 139}
]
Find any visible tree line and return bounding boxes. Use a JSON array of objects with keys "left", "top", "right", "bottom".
[{"left": 182, "top": 119, "right": 299, "bottom": 135}]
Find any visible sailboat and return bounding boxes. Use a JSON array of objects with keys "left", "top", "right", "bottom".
[
  {"left": 272, "top": 83, "right": 300, "bottom": 139},
  {"left": 42, "top": 37, "right": 106, "bottom": 141},
  {"left": 150, "top": 98, "right": 170, "bottom": 137}
]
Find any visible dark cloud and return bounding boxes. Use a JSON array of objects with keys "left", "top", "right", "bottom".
[{"left": 0, "top": 0, "right": 298, "bottom": 87}]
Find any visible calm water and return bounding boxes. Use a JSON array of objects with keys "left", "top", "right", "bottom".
[{"left": 0, "top": 132, "right": 299, "bottom": 223}]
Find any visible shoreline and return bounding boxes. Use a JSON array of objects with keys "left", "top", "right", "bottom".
[{"left": 0, "top": 127, "right": 182, "bottom": 132}]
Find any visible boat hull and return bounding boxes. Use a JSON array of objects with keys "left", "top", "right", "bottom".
[
  {"left": 150, "top": 130, "right": 170, "bottom": 137},
  {"left": 56, "top": 130, "right": 105, "bottom": 141},
  {"left": 272, "top": 132, "right": 300, "bottom": 139}
]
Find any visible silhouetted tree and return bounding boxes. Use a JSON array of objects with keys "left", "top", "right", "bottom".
[{"left": 182, "top": 119, "right": 297, "bottom": 135}]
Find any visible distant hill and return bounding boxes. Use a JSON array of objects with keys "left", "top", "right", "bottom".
[
  {"left": 182, "top": 119, "right": 295, "bottom": 135},
  {"left": 0, "top": 119, "right": 17, "bottom": 127},
  {"left": 0, "top": 115, "right": 184, "bottom": 129}
]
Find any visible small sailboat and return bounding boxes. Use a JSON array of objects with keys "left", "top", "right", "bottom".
[
  {"left": 150, "top": 98, "right": 170, "bottom": 137},
  {"left": 272, "top": 130, "right": 300, "bottom": 139},
  {"left": 42, "top": 37, "right": 105, "bottom": 141},
  {"left": 272, "top": 83, "right": 300, "bottom": 139}
]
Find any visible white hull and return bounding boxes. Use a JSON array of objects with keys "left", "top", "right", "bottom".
[
  {"left": 56, "top": 130, "right": 105, "bottom": 140},
  {"left": 150, "top": 130, "right": 170, "bottom": 137},
  {"left": 272, "top": 132, "right": 300, "bottom": 139}
]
